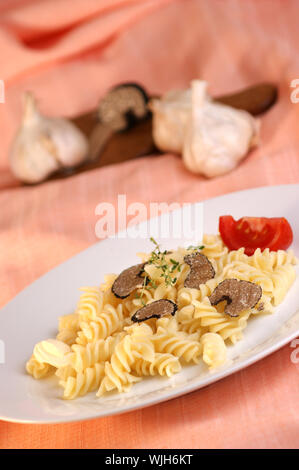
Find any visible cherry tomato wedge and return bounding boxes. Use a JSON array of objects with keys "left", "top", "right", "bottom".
[{"left": 219, "top": 216, "right": 293, "bottom": 256}]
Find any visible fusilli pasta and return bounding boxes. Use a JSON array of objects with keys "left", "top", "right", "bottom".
[{"left": 26, "top": 233, "right": 297, "bottom": 400}]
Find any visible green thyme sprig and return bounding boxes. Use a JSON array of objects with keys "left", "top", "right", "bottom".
[
  {"left": 136, "top": 238, "right": 182, "bottom": 305},
  {"left": 147, "top": 237, "right": 182, "bottom": 287},
  {"left": 136, "top": 239, "right": 204, "bottom": 305},
  {"left": 187, "top": 244, "right": 205, "bottom": 251},
  {"left": 136, "top": 273, "right": 157, "bottom": 306}
]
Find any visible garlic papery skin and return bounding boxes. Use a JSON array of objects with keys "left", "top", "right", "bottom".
[
  {"left": 9, "top": 92, "right": 89, "bottom": 183},
  {"left": 182, "top": 80, "right": 259, "bottom": 178},
  {"left": 149, "top": 89, "right": 191, "bottom": 154}
]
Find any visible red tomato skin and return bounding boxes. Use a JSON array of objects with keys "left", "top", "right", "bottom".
[
  {"left": 219, "top": 216, "right": 293, "bottom": 255},
  {"left": 219, "top": 216, "right": 236, "bottom": 250},
  {"left": 271, "top": 217, "right": 293, "bottom": 251}
]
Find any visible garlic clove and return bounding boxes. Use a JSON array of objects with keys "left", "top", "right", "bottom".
[
  {"left": 9, "top": 92, "right": 89, "bottom": 184},
  {"left": 149, "top": 89, "right": 191, "bottom": 154},
  {"left": 40, "top": 116, "right": 89, "bottom": 168},
  {"left": 10, "top": 129, "right": 61, "bottom": 185},
  {"left": 150, "top": 80, "right": 259, "bottom": 178},
  {"left": 182, "top": 80, "right": 259, "bottom": 178}
]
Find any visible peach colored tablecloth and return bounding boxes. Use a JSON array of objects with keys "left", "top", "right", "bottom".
[{"left": 0, "top": 0, "right": 299, "bottom": 449}]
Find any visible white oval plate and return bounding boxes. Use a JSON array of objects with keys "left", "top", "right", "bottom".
[{"left": 0, "top": 184, "right": 298, "bottom": 424}]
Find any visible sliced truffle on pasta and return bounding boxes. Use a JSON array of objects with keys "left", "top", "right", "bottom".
[
  {"left": 132, "top": 299, "right": 178, "bottom": 323},
  {"left": 184, "top": 252, "right": 215, "bottom": 289},
  {"left": 209, "top": 278, "right": 262, "bottom": 317},
  {"left": 112, "top": 263, "right": 146, "bottom": 299}
]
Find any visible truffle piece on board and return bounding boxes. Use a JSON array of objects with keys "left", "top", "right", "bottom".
[
  {"left": 184, "top": 252, "right": 215, "bottom": 289},
  {"left": 209, "top": 279, "right": 262, "bottom": 317},
  {"left": 131, "top": 299, "right": 178, "bottom": 323},
  {"left": 112, "top": 263, "right": 146, "bottom": 299},
  {"left": 97, "top": 83, "right": 150, "bottom": 132}
]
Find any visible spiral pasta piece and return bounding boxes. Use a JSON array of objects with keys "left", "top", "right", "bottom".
[
  {"left": 270, "top": 265, "right": 296, "bottom": 305},
  {"left": 76, "top": 287, "right": 105, "bottom": 322},
  {"left": 122, "top": 288, "right": 154, "bottom": 318},
  {"left": 201, "top": 234, "right": 229, "bottom": 260},
  {"left": 270, "top": 249, "right": 298, "bottom": 268},
  {"left": 76, "top": 304, "right": 123, "bottom": 345},
  {"left": 58, "top": 313, "right": 80, "bottom": 333},
  {"left": 214, "top": 248, "right": 247, "bottom": 273},
  {"left": 177, "top": 277, "right": 219, "bottom": 309},
  {"left": 96, "top": 335, "right": 141, "bottom": 396},
  {"left": 26, "top": 355, "right": 55, "bottom": 379},
  {"left": 97, "top": 361, "right": 140, "bottom": 396},
  {"left": 126, "top": 323, "right": 155, "bottom": 362},
  {"left": 56, "top": 328, "right": 78, "bottom": 346},
  {"left": 221, "top": 247, "right": 298, "bottom": 272},
  {"left": 60, "top": 363, "right": 105, "bottom": 399},
  {"left": 193, "top": 298, "right": 251, "bottom": 344},
  {"left": 133, "top": 353, "right": 181, "bottom": 377},
  {"left": 100, "top": 274, "right": 117, "bottom": 292},
  {"left": 57, "top": 313, "right": 80, "bottom": 345},
  {"left": 176, "top": 304, "right": 205, "bottom": 335},
  {"left": 69, "top": 332, "right": 126, "bottom": 373},
  {"left": 153, "top": 318, "right": 202, "bottom": 363},
  {"left": 55, "top": 365, "right": 75, "bottom": 382},
  {"left": 200, "top": 333, "right": 227, "bottom": 368}
]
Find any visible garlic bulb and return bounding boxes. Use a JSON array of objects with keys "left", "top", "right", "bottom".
[
  {"left": 10, "top": 92, "right": 89, "bottom": 183},
  {"left": 183, "top": 81, "right": 259, "bottom": 177},
  {"left": 150, "top": 80, "right": 259, "bottom": 178},
  {"left": 149, "top": 89, "right": 191, "bottom": 154}
]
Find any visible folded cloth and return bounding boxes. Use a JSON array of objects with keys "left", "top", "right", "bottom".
[{"left": 0, "top": 0, "right": 299, "bottom": 450}]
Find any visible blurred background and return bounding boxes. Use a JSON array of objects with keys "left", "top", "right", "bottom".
[{"left": 1, "top": 0, "right": 299, "bottom": 185}]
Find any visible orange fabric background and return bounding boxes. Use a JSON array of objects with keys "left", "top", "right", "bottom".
[{"left": 0, "top": 0, "right": 299, "bottom": 449}]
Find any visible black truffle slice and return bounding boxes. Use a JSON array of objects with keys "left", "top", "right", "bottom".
[
  {"left": 112, "top": 263, "right": 146, "bottom": 299},
  {"left": 184, "top": 252, "right": 215, "bottom": 289},
  {"left": 209, "top": 279, "right": 262, "bottom": 317},
  {"left": 131, "top": 299, "right": 178, "bottom": 323},
  {"left": 97, "top": 83, "right": 149, "bottom": 132}
]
